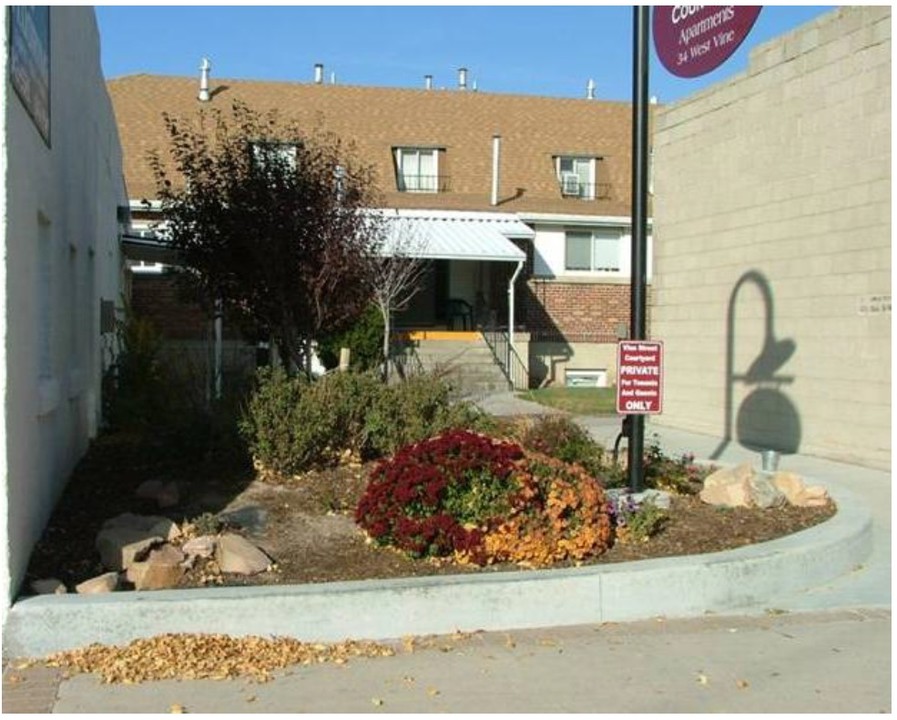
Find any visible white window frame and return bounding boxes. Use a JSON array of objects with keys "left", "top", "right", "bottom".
[
  {"left": 556, "top": 156, "right": 596, "bottom": 199},
  {"left": 395, "top": 147, "right": 439, "bottom": 193},
  {"left": 564, "top": 227, "right": 623, "bottom": 275}
]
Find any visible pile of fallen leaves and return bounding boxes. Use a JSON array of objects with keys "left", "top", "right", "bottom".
[{"left": 36, "top": 633, "right": 396, "bottom": 684}]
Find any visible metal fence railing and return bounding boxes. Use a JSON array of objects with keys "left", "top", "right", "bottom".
[{"left": 482, "top": 327, "right": 529, "bottom": 391}]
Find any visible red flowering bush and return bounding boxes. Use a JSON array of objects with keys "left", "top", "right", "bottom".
[
  {"left": 355, "top": 430, "right": 524, "bottom": 560},
  {"left": 355, "top": 430, "right": 613, "bottom": 568}
]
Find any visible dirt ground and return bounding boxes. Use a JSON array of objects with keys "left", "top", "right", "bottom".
[{"left": 23, "top": 428, "right": 836, "bottom": 594}]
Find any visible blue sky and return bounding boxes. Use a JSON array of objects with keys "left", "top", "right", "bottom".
[{"left": 96, "top": 5, "right": 835, "bottom": 103}]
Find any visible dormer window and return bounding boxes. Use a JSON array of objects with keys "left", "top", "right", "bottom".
[
  {"left": 395, "top": 147, "right": 440, "bottom": 193},
  {"left": 251, "top": 141, "right": 298, "bottom": 171},
  {"left": 556, "top": 156, "right": 598, "bottom": 200}
]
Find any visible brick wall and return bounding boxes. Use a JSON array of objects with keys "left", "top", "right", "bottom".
[
  {"left": 130, "top": 272, "right": 243, "bottom": 341},
  {"left": 652, "top": 7, "right": 890, "bottom": 469}
]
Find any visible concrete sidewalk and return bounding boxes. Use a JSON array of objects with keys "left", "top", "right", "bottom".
[
  {"left": 2, "top": 391, "right": 890, "bottom": 712},
  {"left": 4, "top": 609, "right": 890, "bottom": 713}
]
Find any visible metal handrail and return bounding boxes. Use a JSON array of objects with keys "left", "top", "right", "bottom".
[{"left": 481, "top": 327, "right": 529, "bottom": 390}]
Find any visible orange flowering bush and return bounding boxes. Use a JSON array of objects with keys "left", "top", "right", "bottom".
[{"left": 474, "top": 454, "right": 613, "bottom": 567}]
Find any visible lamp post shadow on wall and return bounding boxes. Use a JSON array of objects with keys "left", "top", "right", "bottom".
[{"left": 711, "top": 269, "right": 801, "bottom": 462}]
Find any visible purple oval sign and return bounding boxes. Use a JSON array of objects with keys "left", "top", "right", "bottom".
[{"left": 653, "top": 6, "right": 763, "bottom": 78}]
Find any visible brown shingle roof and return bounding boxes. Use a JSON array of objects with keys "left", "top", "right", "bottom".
[{"left": 108, "top": 74, "right": 634, "bottom": 216}]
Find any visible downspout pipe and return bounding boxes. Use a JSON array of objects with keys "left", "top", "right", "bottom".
[
  {"left": 508, "top": 259, "right": 524, "bottom": 376},
  {"left": 491, "top": 134, "right": 501, "bottom": 206}
]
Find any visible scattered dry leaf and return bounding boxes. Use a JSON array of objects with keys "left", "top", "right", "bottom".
[
  {"left": 736, "top": 679, "right": 750, "bottom": 689},
  {"left": 696, "top": 673, "right": 709, "bottom": 685},
  {"left": 504, "top": 634, "right": 516, "bottom": 649},
  {"left": 39, "top": 634, "right": 395, "bottom": 684},
  {"left": 169, "top": 703, "right": 186, "bottom": 713},
  {"left": 427, "top": 687, "right": 441, "bottom": 697},
  {"left": 371, "top": 697, "right": 384, "bottom": 707}
]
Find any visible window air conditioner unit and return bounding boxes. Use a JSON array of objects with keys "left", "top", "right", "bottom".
[{"left": 561, "top": 172, "right": 581, "bottom": 196}]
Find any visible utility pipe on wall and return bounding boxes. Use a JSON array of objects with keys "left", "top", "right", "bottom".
[{"left": 491, "top": 134, "right": 501, "bottom": 206}]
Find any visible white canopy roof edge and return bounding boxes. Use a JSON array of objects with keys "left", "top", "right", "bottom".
[{"left": 369, "top": 209, "right": 531, "bottom": 262}]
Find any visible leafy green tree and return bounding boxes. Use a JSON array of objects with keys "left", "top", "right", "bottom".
[{"left": 148, "top": 100, "right": 384, "bottom": 375}]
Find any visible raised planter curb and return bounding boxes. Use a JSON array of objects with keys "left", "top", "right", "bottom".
[{"left": 2, "top": 480, "right": 872, "bottom": 658}]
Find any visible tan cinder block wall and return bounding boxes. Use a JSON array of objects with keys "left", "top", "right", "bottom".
[{"left": 652, "top": 7, "right": 890, "bottom": 469}]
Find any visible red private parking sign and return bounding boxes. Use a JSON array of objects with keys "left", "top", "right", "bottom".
[{"left": 616, "top": 341, "right": 664, "bottom": 415}]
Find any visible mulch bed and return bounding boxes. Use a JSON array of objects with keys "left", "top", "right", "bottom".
[{"left": 23, "top": 431, "right": 836, "bottom": 593}]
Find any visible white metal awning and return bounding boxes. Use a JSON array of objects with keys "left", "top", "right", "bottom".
[{"left": 374, "top": 209, "right": 531, "bottom": 262}]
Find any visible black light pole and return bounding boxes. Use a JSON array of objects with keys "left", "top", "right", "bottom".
[{"left": 628, "top": 6, "right": 650, "bottom": 493}]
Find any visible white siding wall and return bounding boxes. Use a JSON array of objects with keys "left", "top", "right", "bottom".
[
  {"left": 530, "top": 221, "right": 652, "bottom": 280},
  {"left": 1, "top": 7, "right": 126, "bottom": 606}
]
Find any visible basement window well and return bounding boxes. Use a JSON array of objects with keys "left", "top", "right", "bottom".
[{"left": 564, "top": 369, "right": 608, "bottom": 388}]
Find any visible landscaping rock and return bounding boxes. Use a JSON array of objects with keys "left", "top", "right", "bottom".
[
  {"left": 135, "top": 479, "right": 164, "bottom": 501},
  {"left": 156, "top": 482, "right": 180, "bottom": 509},
  {"left": 96, "top": 528, "right": 163, "bottom": 572},
  {"left": 135, "top": 480, "right": 180, "bottom": 508},
  {"left": 700, "top": 463, "right": 753, "bottom": 507},
  {"left": 772, "top": 471, "right": 831, "bottom": 507},
  {"left": 31, "top": 578, "right": 67, "bottom": 595},
  {"left": 75, "top": 572, "right": 119, "bottom": 594},
  {"left": 219, "top": 505, "right": 268, "bottom": 536},
  {"left": 126, "top": 544, "right": 186, "bottom": 590},
  {"left": 605, "top": 488, "right": 672, "bottom": 510},
  {"left": 747, "top": 474, "right": 787, "bottom": 509},
  {"left": 216, "top": 533, "right": 272, "bottom": 575},
  {"left": 103, "top": 512, "right": 180, "bottom": 541},
  {"left": 700, "top": 463, "right": 786, "bottom": 508},
  {"left": 96, "top": 513, "right": 180, "bottom": 570},
  {"left": 182, "top": 535, "right": 217, "bottom": 560}
]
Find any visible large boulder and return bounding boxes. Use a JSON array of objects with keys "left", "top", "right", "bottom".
[
  {"left": 699, "top": 463, "right": 786, "bottom": 508},
  {"left": 772, "top": 471, "right": 831, "bottom": 507},
  {"left": 699, "top": 463, "right": 754, "bottom": 507},
  {"left": 216, "top": 534, "right": 272, "bottom": 575}
]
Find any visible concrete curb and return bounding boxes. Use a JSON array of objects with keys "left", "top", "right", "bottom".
[{"left": 3, "top": 481, "right": 872, "bottom": 658}]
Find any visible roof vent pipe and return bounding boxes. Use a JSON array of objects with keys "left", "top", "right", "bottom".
[
  {"left": 491, "top": 134, "right": 501, "bottom": 206},
  {"left": 330, "top": 71, "right": 336, "bottom": 85},
  {"left": 314, "top": 63, "right": 324, "bottom": 84},
  {"left": 458, "top": 67, "right": 468, "bottom": 91},
  {"left": 198, "top": 57, "right": 211, "bottom": 102},
  {"left": 424, "top": 74, "right": 433, "bottom": 90},
  {"left": 586, "top": 78, "right": 596, "bottom": 100}
]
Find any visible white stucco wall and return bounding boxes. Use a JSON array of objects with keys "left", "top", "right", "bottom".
[
  {"left": 1, "top": 7, "right": 126, "bottom": 607},
  {"left": 651, "top": 7, "right": 890, "bottom": 469}
]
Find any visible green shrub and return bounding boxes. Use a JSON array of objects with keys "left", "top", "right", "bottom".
[
  {"left": 240, "top": 367, "right": 487, "bottom": 476},
  {"left": 103, "top": 304, "right": 170, "bottom": 432},
  {"left": 239, "top": 368, "right": 329, "bottom": 475},
  {"left": 364, "top": 372, "right": 488, "bottom": 457},
  {"left": 517, "top": 415, "right": 606, "bottom": 479},
  {"left": 317, "top": 304, "right": 384, "bottom": 372}
]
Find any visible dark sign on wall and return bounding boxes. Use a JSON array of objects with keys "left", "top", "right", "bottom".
[
  {"left": 653, "top": 6, "right": 762, "bottom": 78},
  {"left": 9, "top": 6, "right": 51, "bottom": 145}
]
